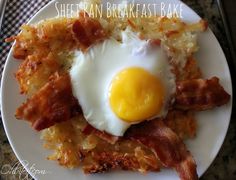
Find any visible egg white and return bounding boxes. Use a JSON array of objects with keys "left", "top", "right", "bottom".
[{"left": 69, "top": 29, "right": 176, "bottom": 136}]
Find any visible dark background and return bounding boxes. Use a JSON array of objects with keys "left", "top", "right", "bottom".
[
  {"left": 222, "top": 0, "right": 236, "bottom": 50},
  {"left": 199, "top": 0, "right": 236, "bottom": 179}
]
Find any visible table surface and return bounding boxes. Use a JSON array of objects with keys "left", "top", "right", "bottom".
[
  {"left": 0, "top": 0, "right": 235, "bottom": 179},
  {"left": 221, "top": 0, "right": 236, "bottom": 49}
]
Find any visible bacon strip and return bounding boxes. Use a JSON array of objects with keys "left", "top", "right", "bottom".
[
  {"left": 72, "top": 12, "right": 107, "bottom": 51},
  {"left": 15, "top": 77, "right": 230, "bottom": 131},
  {"left": 83, "top": 124, "right": 119, "bottom": 144},
  {"left": 175, "top": 77, "right": 230, "bottom": 111},
  {"left": 15, "top": 73, "right": 80, "bottom": 131},
  {"left": 125, "top": 119, "right": 198, "bottom": 180}
]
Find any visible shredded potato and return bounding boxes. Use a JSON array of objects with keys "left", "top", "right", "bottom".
[
  {"left": 14, "top": 18, "right": 77, "bottom": 94},
  {"left": 13, "top": 10, "right": 206, "bottom": 94},
  {"left": 11, "top": 0, "right": 208, "bottom": 173}
]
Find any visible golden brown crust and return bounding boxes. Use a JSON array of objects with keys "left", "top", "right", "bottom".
[
  {"left": 15, "top": 75, "right": 229, "bottom": 178},
  {"left": 15, "top": 53, "right": 61, "bottom": 94},
  {"left": 12, "top": 19, "right": 76, "bottom": 94},
  {"left": 15, "top": 73, "right": 80, "bottom": 131},
  {"left": 41, "top": 116, "right": 162, "bottom": 173},
  {"left": 173, "top": 56, "right": 202, "bottom": 82},
  {"left": 10, "top": 16, "right": 107, "bottom": 94},
  {"left": 83, "top": 151, "right": 160, "bottom": 173}
]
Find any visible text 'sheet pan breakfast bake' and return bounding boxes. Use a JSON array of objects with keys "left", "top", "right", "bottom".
[{"left": 4, "top": 0, "right": 231, "bottom": 180}]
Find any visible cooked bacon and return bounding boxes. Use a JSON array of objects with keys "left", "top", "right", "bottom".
[
  {"left": 83, "top": 124, "right": 119, "bottom": 144},
  {"left": 125, "top": 119, "right": 198, "bottom": 180},
  {"left": 15, "top": 76, "right": 230, "bottom": 132},
  {"left": 15, "top": 73, "right": 80, "bottom": 131},
  {"left": 72, "top": 12, "right": 107, "bottom": 50},
  {"left": 175, "top": 77, "right": 230, "bottom": 111}
]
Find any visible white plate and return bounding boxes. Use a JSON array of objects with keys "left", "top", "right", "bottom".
[{"left": 1, "top": 0, "right": 232, "bottom": 180}]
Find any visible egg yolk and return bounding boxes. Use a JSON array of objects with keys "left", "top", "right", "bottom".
[{"left": 109, "top": 67, "right": 164, "bottom": 122}]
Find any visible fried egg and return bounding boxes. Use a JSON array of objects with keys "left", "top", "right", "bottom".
[{"left": 70, "top": 29, "right": 176, "bottom": 136}]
